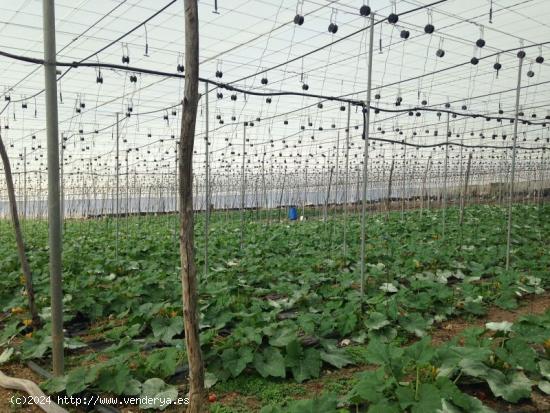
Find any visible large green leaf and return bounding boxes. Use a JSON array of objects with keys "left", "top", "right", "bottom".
[
  {"left": 412, "top": 383, "right": 443, "bottom": 413},
  {"left": 96, "top": 365, "right": 132, "bottom": 395},
  {"left": 221, "top": 347, "right": 254, "bottom": 377},
  {"left": 320, "top": 349, "right": 353, "bottom": 368},
  {"left": 150, "top": 316, "right": 183, "bottom": 343},
  {"left": 365, "top": 337, "right": 403, "bottom": 365},
  {"left": 269, "top": 327, "right": 297, "bottom": 347},
  {"left": 139, "top": 378, "right": 178, "bottom": 410},
  {"left": 435, "top": 377, "right": 495, "bottom": 413},
  {"left": 65, "top": 366, "right": 99, "bottom": 396},
  {"left": 404, "top": 336, "right": 434, "bottom": 365},
  {"left": 365, "top": 312, "right": 390, "bottom": 330},
  {"left": 253, "top": 347, "right": 286, "bottom": 378},
  {"left": 144, "top": 347, "right": 181, "bottom": 378},
  {"left": 485, "top": 371, "right": 532, "bottom": 403},
  {"left": 494, "top": 337, "right": 537, "bottom": 372},
  {"left": 400, "top": 313, "right": 429, "bottom": 337},
  {"left": 348, "top": 368, "right": 389, "bottom": 404},
  {"left": 285, "top": 340, "right": 321, "bottom": 383},
  {"left": 459, "top": 359, "right": 532, "bottom": 402}
]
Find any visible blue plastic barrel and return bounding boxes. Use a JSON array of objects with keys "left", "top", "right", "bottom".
[{"left": 288, "top": 206, "right": 298, "bottom": 220}]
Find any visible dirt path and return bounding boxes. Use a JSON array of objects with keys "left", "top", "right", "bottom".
[{"left": 431, "top": 292, "right": 550, "bottom": 345}]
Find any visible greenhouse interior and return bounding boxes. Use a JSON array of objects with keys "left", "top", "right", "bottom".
[{"left": 0, "top": 0, "right": 549, "bottom": 412}]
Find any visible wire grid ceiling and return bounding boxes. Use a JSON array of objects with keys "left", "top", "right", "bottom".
[{"left": 0, "top": 0, "right": 549, "bottom": 201}]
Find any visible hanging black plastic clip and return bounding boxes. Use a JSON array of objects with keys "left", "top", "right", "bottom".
[
  {"left": 122, "top": 43, "right": 130, "bottom": 64},
  {"left": 143, "top": 24, "right": 150, "bottom": 57}
]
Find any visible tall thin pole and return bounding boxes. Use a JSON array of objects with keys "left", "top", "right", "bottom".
[
  {"left": 262, "top": 153, "right": 268, "bottom": 221},
  {"left": 42, "top": 0, "right": 64, "bottom": 376},
  {"left": 174, "top": 142, "right": 178, "bottom": 241},
  {"left": 506, "top": 51, "right": 524, "bottom": 270},
  {"left": 343, "top": 102, "right": 350, "bottom": 255},
  {"left": 302, "top": 165, "right": 308, "bottom": 218},
  {"left": 60, "top": 135, "right": 64, "bottom": 229},
  {"left": 539, "top": 150, "right": 544, "bottom": 209},
  {"left": 360, "top": 12, "right": 375, "bottom": 304},
  {"left": 204, "top": 82, "right": 209, "bottom": 278},
  {"left": 23, "top": 147, "right": 27, "bottom": 220},
  {"left": 442, "top": 112, "right": 450, "bottom": 237},
  {"left": 401, "top": 139, "right": 407, "bottom": 220},
  {"left": 387, "top": 158, "right": 395, "bottom": 219},
  {"left": 460, "top": 151, "right": 473, "bottom": 227},
  {"left": 334, "top": 131, "right": 340, "bottom": 212},
  {"left": 240, "top": 123, "right": 246, "bottom": 249},
  {"left": 126, "top": 150, "right": 129, "bottom": 224},
  {"left": 115, "top": 112, "right": 120, "bottom": 260},
  {"left": 421, "top": 156, "right": 431, "bottom": 215},
  {"left": 179, "top": 2, "right": 205, "bottom": 409}
]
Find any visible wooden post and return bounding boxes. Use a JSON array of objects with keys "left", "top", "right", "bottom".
[
  {"left": 0, "top": 136, "right": 40, "bottom": 328},
  {"left": 179, "top": 1, "right": 205, "bottom": 411}
]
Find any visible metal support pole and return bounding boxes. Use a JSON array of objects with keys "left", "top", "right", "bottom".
[
  {"left": 204, "top": 82, "right": 210, "bottom": 278},
  {"left": 23, "top": 147, "right": 27, "bottom": 220},
  {"left": 278, "top": 170, "right": 287, "bottom": 221},
  {"left": 115, "top": 113, "right": 120, "bottom": 260},
  {"left": 42, "top": 0, "right": 63, "bottom": 376},
  {"left": 506, "top": 52, "right": 524, "bottom": 270},
  {"left": 174, "top": 143, "right": 178, "bottom": 240},
  {"left": 387, "top": 159, "right": 395, "bottom": 219},
  {"left": 442, "top": 112, "right": 450, "bottom": 237},
  {"left": 322, "top": 154, "right": 328, "bottom": 221},
  {"left": 401, "top": 139, "right": 406, "bottom": 220},
  {"left": 460, "top": 152, "right": 473, "bottom": 227},
  {"left": 240, "top": 123, "right": 246, "bottom": 249},
  {"left": 126, "top": 150, "right": 129, "bottom": 222},
  {"left": 262, "top": 153, "right": 267, "bottom": 221},
  {"left": 421, "top": 156, "right": 431, "bottom": 215},
  {"left": 539, "top": 150, "right": 544, "bottom": 209},
  {"left": 334, "top": 131, "right": 340, "bottom": 212},
  {"left": 360, "top": 12, "right": 375, "bottom": 303},
  {"left": 343, "top": 102, "right": 350, "bottom": 255},
  {"left": 325, "top": 166, "right": 334, "bottom": 218},
  {"left": 60, "top": 135, "right": 64, "bottom": 228},
  {"left": 302, "top": 165, "right": 308, "bottom": 218}
]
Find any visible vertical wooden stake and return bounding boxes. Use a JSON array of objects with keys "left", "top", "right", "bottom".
[{"left": 179, "top": 1, "right": 205, "bottom": 411}]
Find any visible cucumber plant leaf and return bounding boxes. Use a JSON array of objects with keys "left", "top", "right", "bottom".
[{"left": 253, "top": 347, "right": 286, "bottom": 378}]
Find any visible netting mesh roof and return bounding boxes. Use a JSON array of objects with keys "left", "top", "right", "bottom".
[{"left": 0, "top": 0, "right": 549, "bottom": 194}]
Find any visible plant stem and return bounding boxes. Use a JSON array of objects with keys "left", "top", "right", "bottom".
[
  {"left": 453, "top": 371, "right": 463, "bottom": 384},
  {"left": 415, "top": 365, "right": 420, "bottom": 400}
]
